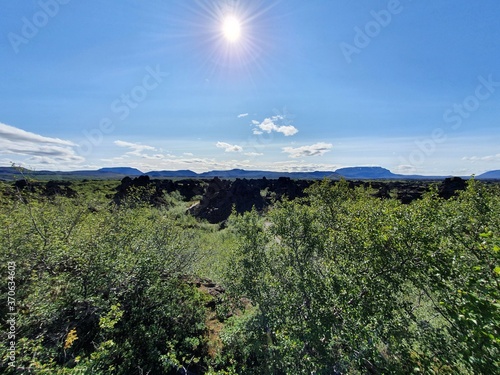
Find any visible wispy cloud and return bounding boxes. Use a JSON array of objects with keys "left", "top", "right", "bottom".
[
  {"left": 114, "top": 140, "right": 156, "bottom": 151},
  {"left": 0, "top": 122, "right": 84, "bottom": 165},
  {"left": 394, "top": 164, "right": 417, "bottom": 174},
  {"left": 462, "top": 153, "right": 500, "bottom": 162},
  {"left": 216, "top": 141, "right": 243, "bottom": 153},
  {"left": 244, "top": 152, "right": 264, "bottom": 157},
  {"left": 237, "top": 113, "right": 249, "bottom": 118},
  {"left": 0, "top": 122, "right": 75, "bottom": 146},
  {"left": 114, "top": 140, "right": 161, "bottom": 158},
  {"left": 282, "top": 142, "right": 333, "bottom": 158},
  {"left": 252, "top": 116, "right": 298, "bottom": 136}
]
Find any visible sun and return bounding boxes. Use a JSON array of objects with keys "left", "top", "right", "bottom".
[{"left": 222, "top": 16, "right": 241, "bottom": 42}]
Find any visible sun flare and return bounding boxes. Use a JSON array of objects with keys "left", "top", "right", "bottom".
[{"left": 222, "top": 16, "right": 241, "bottom": 42}]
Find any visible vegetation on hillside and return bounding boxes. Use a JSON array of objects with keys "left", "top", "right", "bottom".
[{"left": 0, "top": 179, "right": 498, "bottom": 374}]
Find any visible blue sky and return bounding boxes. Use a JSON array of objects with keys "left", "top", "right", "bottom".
[{"left": 1, "top": 0, "right": 499, "bottom": 175}]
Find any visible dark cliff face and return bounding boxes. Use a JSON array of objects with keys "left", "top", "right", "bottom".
[
  {"left": 438, "top": 177, "right": 467, "bottom": 199},
  {"left": 188, "top": 177, "right": 321, "bottom": 224},
  {"left": 111, "top": 176, "right": 315, "bottom": 223}
]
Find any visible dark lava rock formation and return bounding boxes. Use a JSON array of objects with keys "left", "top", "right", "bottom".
[
  {"left": 188, "top": 177, "right": 316, "bottom": 224},
  {"left": 111, "top": 175, "right": 473, "bottom": 223},
  {"left": 109, "top": 176, "right": 472, "bottom": 224},
  {"left": 12, "top": 179, "right": 77, "bottom": 198},
  {"left": 438, "top": 177, "right": 467, "bottom": 199},
  {"left": 6, "top": 176, "right": 476, "bottom": 225},
  {"left": 113, "top": 175, "right": 206, "bottom": 206},
  {"left": 188, "top": 177, "right": 264, "bottom": 224}
]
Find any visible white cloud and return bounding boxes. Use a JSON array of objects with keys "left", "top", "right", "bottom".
[
  {"left": 114, "top": 140, "right": 159, "bottom": 158},
  {"left": 0, "top": 122, "right": 76, "bottom": 146},
  {"left": 278, "top": 125, "right": 299, "bottom": 136},
  {"left": 183, "top": 152, "right": 194, "bottom": 156},
  {"left": 254, "top": 117, "right": 298, "bottom": 136},
  {"left": 237, "top": 113, "right": 249, "bottom": 118},
  {"left": 252, "top": 129, "right": 263, "bottom": 135},
  {"left": 114, "top": 140, "right": 156, "bottom": 151},
  {"left": 0, "top": 122, "right": 84, "bottom": 165},
  {"left": 394, "top": 165, "right": 417, "bottom": 174},
  {"left": 462, "top": 153, "right": 500, "bottom": 162},
  {"left": 258, "top": 118, "right": 276, "bottom": 133},
  {"left": 251, "top": 120, "right": 260, "bottom": 125},
  {"left": 244, "top": 152, "right": 264, "bottom": 157},
  {"left": 282, "top": 142, "right": 333, "bottom": 158},
  {"left": 216, "top": 141, "right": 243, "bottom": 153}
]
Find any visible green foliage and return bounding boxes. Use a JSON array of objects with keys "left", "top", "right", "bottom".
[
  {"left": 0, "top": 182, "right": 209, "bottom": 374},
  {"left": 221, "top": 179, "right": 500, "bottom": 374},
  {"left": 1, "top": 178, "right": 499, "bottom": 374}
]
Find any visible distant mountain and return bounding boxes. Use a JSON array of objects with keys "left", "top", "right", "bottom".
[
  {"left": 147, "top": 170, "right": 198, "bottom": 178},
  {"left": 335, "top": 167, "right": 399, "bottom": 179},
  {"left": 335, "top": 167, "right": 452, "bottom": 180},
  {"left": 0, "top": 167, "right": 27, "bottom": 177},
  {"left": 197, "top": 169, "right": 338, "bottom": 180},
  {"left": 0, "top": 167, "right": 139, "bottom": 181},
  {"left": 1, "top": 165, "right": 498, "bottom": 181},
  {"left": 477, "top": 170, "right": 500, "bottom": 179},
  {"left": 98, "top": 167, "right": 143, "bottom": 176}
]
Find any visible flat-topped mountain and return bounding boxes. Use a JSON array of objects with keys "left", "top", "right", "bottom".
[
  {"left": 336, "top": 167, "right": 400, "bottom": 179},
  {"left": 98, "top": 167, "right": 143, "bottom": 176}
]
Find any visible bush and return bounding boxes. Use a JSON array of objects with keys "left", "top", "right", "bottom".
[
  {"left": 0, "top": 189, "right": 207, "bottom": 374},
  {"left": 220, "top": 179, "right": 499, "bottom": 374}
]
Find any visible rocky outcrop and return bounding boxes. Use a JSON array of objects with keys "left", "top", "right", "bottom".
[
  {"left": 111, "top": 175, "right": 472, "bottom": 223},
  {"left": 438, "top": 177, "right": 467, "bottom": 199},
  {"left": 189, "top": 178, "right": 266, "bottom": 224},
  {"left": 395, "top": 182, "right": 429, "bottom": 204},
  {"left": 45, "top": 181, "right": 78, "bottom": 198},
  {"left": 112, "top": 176, "right": 206, "bottom": 206},
  {"left": 13, "top": 179, "right": 77, "bottom": 198},
  {"left": 270, "top": 177, "right": 313, "bottom": 201},
  {"left": 187, "top": 177, "right": 320, "bottom": 224}
]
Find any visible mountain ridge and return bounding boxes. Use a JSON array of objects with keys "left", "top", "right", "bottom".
[
  {"left": 477, "top": 170, "right": 500, "bottom": 179},
  {"left": 0, "top": 166, "right": 498, "bottom": 181}
]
